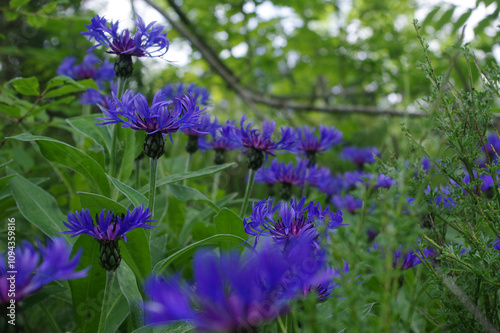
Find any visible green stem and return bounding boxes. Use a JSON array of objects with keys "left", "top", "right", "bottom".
[
  {"left": 97, "top": 271, "right": 115, "bottom": 333},
  {"left": 149, "top": 158, "right": 158, "bottom": 217},
  {"left": 82, "top": 103, "right": 91, "bottom": 116},
  {"left": 135, "top": 158, "right": 141, "bottom": 189},
  {"left": 116, "top": 77, "right": 128, "bottom": 98},
  {"left": 240, "top": 168, "right": 256, "bottom": 218},
  {"left": 212, "top": 172, "right": 221, "bottom": 202},
  {"left": 183, "top": 153, "right": 192, "bottom": 186}
]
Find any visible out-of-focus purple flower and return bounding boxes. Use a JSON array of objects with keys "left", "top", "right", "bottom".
[
  {"left": 367, "top": 229, "right": 378, "bottom": 242},
  {"left": 393, "top": 248, "right": 436, "bottom": 270},
  {"left": 82, "top": 15, "right": 168, "bottom": 57},
  {"left": 199, "top": 120, "right": 241, "bottom": 164},
  {"left": 302, "top": 261, "right": 350, "bottom": 301},
  {"left": 144, "top": 238, "right": 326, "bottom": 331},
  {"left": 490, "top": 238, "right": 500, "bottom": 252},
  {"left": 343, "top": 171, "right": 370, "bottom": 189},
  {"left": 331, "top": 194, "right": 363, "bottom": 213},
  {"left": 341, "top": 146, "right": 379, "bottom": 168},
  {"left": 484, "top": 133, "right": 500, "bottom": 157},
  {"left": 374, "top": 174, "right": 396, "bottom": 189},
  {"left": 57, "top": 54, "right": 115, "bottom": 82},
  {"left": 316, "top": 174, "right": 347, "bottom": 198},
  {"left": 57, "top": 54, "right": 116, "bottom": 106},
  {"left": 0, "top": 238, "right": 87, "bottom": 304},
  {"left": 63, "top": 206, "right": 154, "bottom": 270},
  {"left": 243, "top": 197, "right": 345, "bottom": 248},
  {"left": 161, "top": 82, "right": 210, "bottom": 106},
  {"left": 292, "top": 125, "right": 342, "bottom": 166},
  {"left": 230, "top": 116, "right": 296, "bottom": 170},
  {"left": 255, "top": 159, "right": 309, "bottom": 200}
]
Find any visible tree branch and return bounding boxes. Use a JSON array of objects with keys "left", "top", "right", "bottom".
[{"left": 142, "top": 0, "right": 425, "bottom": 118}]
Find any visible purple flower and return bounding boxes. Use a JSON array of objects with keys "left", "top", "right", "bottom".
[
  {"left": 243, "top": 197, "right": 345, "bottom": 248},
  {"left": 144, "top": 239, "right": 326, "bottom": 331},
  {"left": 57, "top": 54, "right": 115, "bottom": 82},
  {"left": 198, "top": 120, "right": 241, "bottom": 164},
  {"left": 63, "top": 206, "right": 154, "bottom": 271},
  {"left": 484, "top": 133, "right": 500, "bottom": 156},
  {"left": 98, "top": 90, "right": 204, "bottom": 137},
  {"left": 82, "top": 15, "right": 168, "bottom": 57},
  {"left": 0, "top": 237, "right": 88, "bottom": 304},
  {"left": 315, "top": 173, "right": 347, "bottom": 197},
  {"left": 256, "top": 159, "right": 308, "bottom": 187},
  {"left": 424, "top": 185, "right": 455, "bottom": 208},
  {"left": 341, "top": 146, "right": 379, "bottom": 168},
  {"left": 162, "top": 82, "right": 210, "bottom": 106},
  {"left": 292, "top": 125, "right": 342, "bottom": 166},
  {"left": 230, "top": 116, "right": 296, "bottom": 170},
  {"left": 331, "top": 194, "right": 363, "bottom": 214},
  {"left": 63, "top": 206, "right": 154, "bottom": 241},
  {"left": 393, "top": 248, "right": 436, "bottom": 270},
  {"left": 374, "top": 174, "right": 396, "bottom": 189}
]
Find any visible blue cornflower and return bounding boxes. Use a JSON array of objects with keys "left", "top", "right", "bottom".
[
  {"left": 255, "top": 159, "right": 308, "bottom": 200},
  {"left": 484, "top": 133, "right": 500, "bottom": 158},
  {"left": 0, "top": 237, "right": 87, "bottom": 304},
  {"left": 341, "top": 146, "right": 379, "bottom": 169},
  {"left": 63, "top": 206, "right": 154, "bottom": 270},
  {"left": 97, "top": 89, "right": 205, "bottom": 158},
  {"left": 181, "top": 114, "right": 219, "bottom": 154},
  {"left": 313, "top": 172, "right": 347, "bottom": 199},
  {"left": 82, "top": 15, "right": 169, "bottom": 78},
  {"left": 243, "top": 197, "right": 345, "bottom": 248},
  {"left": 230, "top": 116, "right": 296, "bottom": 170},
  {"left": 144, "top": 239, "right": 326, "bottom": 331},
  {"left": 162, "top": 82, "right": 211, "bottom": 106},
  {"left": 57, "top": 54, "right": 115, "bottom": 106},
  {"left": 292, "top": 125, "right": 342, "bottom": 166},
  {"left": 199, "top": 120, "right": 241, "bottom": 164},
  {"left": 331, "top": 194, "right": 363, "bottom": 214}
]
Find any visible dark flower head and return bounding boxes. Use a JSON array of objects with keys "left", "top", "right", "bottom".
[
  {"left": 341, "top": 146, "right": 379, "bottom": 167},
  {"left": 0, "top": 237, "right": 88, "bottom": 304},
  {"left": 82, "top": 15, "right": 168, "bottom": 57},
  {"left": 63, "top": 206, "right": 154, "bottom": 241},
  {"left": 144, "top": 239, "right": 325, "bottom": 331},
  {"left": 162, "top": 82, "right": 210, "bottom": 106},
  {"left": 63, "top": 206, "right": 155, "bottom": 271},
  {"left": 292, "top": 125, "right": 342, "bottom": 166},
  {"left": 199, "top": 120, "right": 240, "bottom": 151},
  {"left": 243, "top": 197, "right": 345, "bottom": 248},
  {"left": 230, "top": 116, "right": 296, "bottom": 170},
  {"left": 97, "top": 90, "right": 205, "bottom": 141}
]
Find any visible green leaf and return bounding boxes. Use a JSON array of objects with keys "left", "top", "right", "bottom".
[
  {"left": 116, "top": 124, "right": 136, "bottom": 182},
  {"left": 453, "top": 10, "right": 472, "bottom": 30},
  {"left": 152, "top": 234, "right": 250, "bottom": 274},
  {"left": 120, "top": 228, "right": 151, "bottom": 283},
  {"left": 8, "top": 77, "right": 40, "bottom": 96},
  {"left": 0, "top": 104, "right": 21, "bottom": 117},
  {"left": 108, "top": 175, "right": 148, "bottom": 207},
  {"left": 66, "top": 115, "right": 112, "bottom": 162},
  {"left": 9, "top": 133, "right": 110, "bottom": 196},
  {"left": 8, "top": 169, "right": 71, "bottom": 243},
  {"left": 78, "top": 192, "right": 127, "bottom": 216},
  {"left": 214, "top": 207, "right": 247, "bottom": 240},
  {"left": 27, "top": 15, "right": 48, "bottom": 29},
  {"left": 68, "top": 235, "right": 105, "bottom": 333},
  {"left": 117, "top": 262, "right": 144, "bottom": 330},
  {"left": 131, "top": 323, "right": 195, "bottom": 333},
  {"left": 46, "top": 75, "right": 82, "bottom": 90},
  {"left": 9, "top": 0, "right": 30, "bottom": 9},
  {"left": 138, "top": 163, "right": 237, "bottom": 194},
  {"left": 38, "top": 2, "right": 58, "bottom": 14},
  {"left": 167, "top": 184, "right": 219, "bottom": 211}
]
